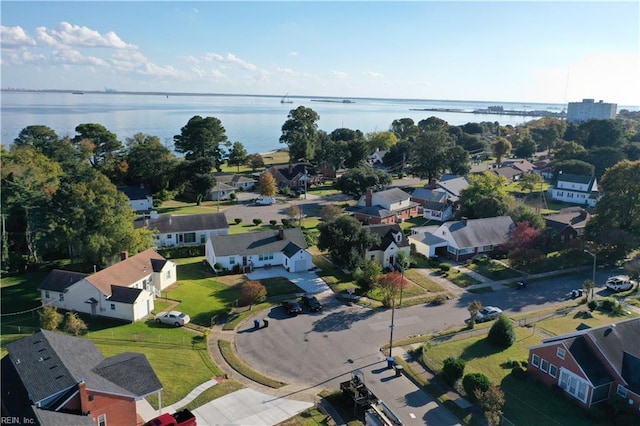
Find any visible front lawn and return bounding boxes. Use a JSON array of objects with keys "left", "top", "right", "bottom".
[
  {"left": 404, "top": 269, "right": 446, "bottom": 293},
  {"left": 311, "top": 253, "right": 357, "bottom": 293},
  {"left": 260, "top": 277, "right": 305, "bottom": 297},
  {"left": 466, "top": 259, "right": 522, "bottom": 281},
  {"left": 536, "top": 308, "right": 637, "bottom": 336}
]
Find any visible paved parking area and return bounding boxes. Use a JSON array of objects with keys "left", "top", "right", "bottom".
[{"left": 246, "top": 266, "right": 331, "bottom": 294}]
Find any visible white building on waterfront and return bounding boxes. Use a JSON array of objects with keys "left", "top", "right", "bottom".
[{"left": 566, "top": 98, "right": 617, "bottom": 123}]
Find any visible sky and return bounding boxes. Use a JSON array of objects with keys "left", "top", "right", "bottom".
[{"left": 1, "top": 1, "right": 639, "bottom": 105}]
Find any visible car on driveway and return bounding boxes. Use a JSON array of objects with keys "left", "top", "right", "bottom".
[
  {"left": 155, "top": 311, "right": 190, "bottom": 326},
  {"left": 282, "top": 300, "right": 303, "bottom": 315},
  {"left": 300, "top": 294, "right": 322, "bottom": 312},
  {"left": 475, "top": 306, "right": 502, "bottom": 322},
  {"left": 606, "top": 276, "right": 634, "bottom": 292}
]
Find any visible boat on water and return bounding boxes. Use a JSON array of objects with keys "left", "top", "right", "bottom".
[
  {"left": 280, "top": 93, "right": 293, "bottom": 104},
  {"left": 310, "top": 98, "right": 356, "bottom": 104},
  {"left": 72, "top": 91, "right": 85, "bottom": 95}
]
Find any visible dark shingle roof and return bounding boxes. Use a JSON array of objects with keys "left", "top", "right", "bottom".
[
  {"left": 210, "top": 228, "right": 308, "bottom": 257},
  {"left": 39, "top": 270, "right": 87, "bottom": 292},
  {"left": 446, "top": 216, "right": 514, "bottom": 248},
  {"left": 566, "top": 336, "right": 613, "bottom": 386},
  {"left": 117, "top": 185, "right": 152, "bottom": 200},
  {"left": 544, "top": 208, "right": 590, "bottom": 232},
  {"left": 109, "top": 285, "right": 143, "bottom": 304},
  {"left": 353, "top": 205, "right": 394, "bottom": 219},
  {"left": 282, "top": 242, "right": 305, "bottom": 258},
  {"left": 375, "top": 187, "right": 411, "bottom": 204},
  {"left": 437, "top": 176, "right": 470, "bottom": 197},
  {"left": 411, "top": 188, "right": 449, "bottom": 203},
  {"left": 33, "top": 407, "right": 96, "bottom": 426},
  {"left": 93, "top": 352, "right": 163, "bottom": 397},
  {"left": 555, "top": 173, "right": 594, "bottom": 186},
  {"left": 135, "top": 213, "right": 228, "bottom": 234},
  {"left": 366, "top": 224, "right": 408, "bottom": 251}
]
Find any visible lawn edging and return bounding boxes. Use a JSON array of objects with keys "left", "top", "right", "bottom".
[{"left": 217, "top": 339, "right": 287, "bottom": 389}]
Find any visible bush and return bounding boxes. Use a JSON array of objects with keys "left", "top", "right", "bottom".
[
  {"left": 281, "top": 218, "right": 292, "bottom": 228},
  {"left": 269, "top": 220, "right": 277, "bottom": 226},
  {"left": 599, "top": 298, "right": 618, "bottom": 312},
  {"left": 587, "top": 299, "right": 598, "bottom": 311},
  {"left": 157, "top": 245, "right": 205, "bottom": 259},
  {"left": 63, "top": 312, "right": 87, "bottom": 336},
  {"left": 229, "top": 192, "right": 237, "bottom": 201},
  {"left": 442, "top": 357, "right": 466, "bottom": 385},
  {"left": 487, "top": 314, "right": 516, "bottom": 348},
  {"left": 253, "top": 218, "right": 263, "bottom": 226},
  {"left": 438, "top": 263, "right": 451, "bottom": 272},
  {"left": 234, "top": 218, "right": 242, "bottom": 224},
  {"left": 462, "top": 373, "right": 490, "bottom": 401},
  {"left": 432, "top": 294, "right": 448, "bottom": 305}
]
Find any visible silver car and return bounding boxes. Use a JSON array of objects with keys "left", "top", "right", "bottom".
[
  {"left": 155, "top": 310, "right": 190, "bottom": 326},
  {"left": 476, "top": 306, "right": 503, "bottom": 322}
]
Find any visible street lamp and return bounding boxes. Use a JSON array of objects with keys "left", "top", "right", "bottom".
[{"left": 584, "top": 249, "right": 596, "bottom": 299}]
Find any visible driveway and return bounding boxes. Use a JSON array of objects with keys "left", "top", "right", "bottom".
[{"left": 246, "top": 266, "right": 331, "bottom": 294}]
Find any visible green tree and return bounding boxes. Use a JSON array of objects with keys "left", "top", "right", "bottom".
[
  {"left": 240, "top": 280, "right": 267, "bottom": 308},
  {"left": 463, "top": 373, "right": 491, "bottom": 401},
  {"left": 366, "top": 131, "right": 398, "bottom": 152},
  {"left": 579, "top": 119, "right": 624, "bottom": 148},
  {"left": 475, "top": 385, "right": 505, "bottom": 426},
  {"left": 512, "top": 132, "right": 537, "bottom": 159},
  {"left": 586, "top": 146, "right": 627, "bottom": 178},
  {"left": 13, "top": 125, "right": 74, "bottom": 161},
  {"left": 174, "top": 115, "right": 229, "bottom": 170},
  {"left": 259, "top": 171, "right": 277, "bottom": 196},
  {"left": 63, "top": 312, "right": 87, "bottom": 336},
  {"left": 442, "top": 357, "right": 466, "bottom": 385},
  {"left": 418, "top": 116, "right": 449, "bottom": 133},
  {"left": 509, "top": 205, "right": 545, "bottom": 229},
  {"left": 491, "top": 138, "right": 512, "bottom": 164},
  {"left": 73, "top": 123, "right": 125, "bottom": 180},
  {"left": 317, "top": 215, "right": 380, "bottom": 270},
  {"left": 519, "top": 173, "right": 543, "bottom": 195},
  {"left": 552, "top": 160, "right": 595, "bottom": 179},
  {"left": 410, "top": 131, "right": 453, "bottom": 181},
  {"left": 38, "top": 304, "right": 63, "bottom": 331},
  {"left": 353, "top": 259, "right": 383, "bottom": 291},
  {"left": 177, "top": 157, "right": 216, "bottom": 205},
  {"left": 124, "top": 133, "right": 176, "bottom": 193},
  {"left": 390, "top": 118, "right": 418, "bottom": 140},
  {"left": 335, "top": 166, "right": 392, "bottom": 197},
  {"left": 374, "top": 271, "right": 407, "bottom": 308},
  {"left": 447, "top": 145, "right": 471, "bottom": 176},
  {"left": 280, "top": 106, "right": 320, "bottom": 162},
  {"left": 320, "top": 204, "right": 343, "bottom": 222},
  {"left": 246, "top": 153, "right": 265, "bottom": 171},
  {"left": 467, "top": 300, "right": 483, "bottom": 328},
  {"left": 458, "top": 172, "right": 515, "bottom": 219},
  {"left": 487, "top": 314, "right": 516, "bottom": 347},
  {"left": 554, "top": 140, "right": 588, "bottom": 162},
  {"left": 227, "top": 141, "right": 248, "bottom": 172}
]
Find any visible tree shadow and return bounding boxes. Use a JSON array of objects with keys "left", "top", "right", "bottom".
[
  {"left": 310, "top": 306, "right": 379, "bottom": 333},
  {"left": 460, "top": 337, "right": 504, "bottom": 361}
]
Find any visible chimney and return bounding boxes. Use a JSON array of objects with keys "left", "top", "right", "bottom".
[
  {"left": 366, "top": 189, "right": 373, "bottom": 207},
  {"left": 278, "top": 227, "right": 284, "bottom": 240},
  {"left": 427, "top": 178, "right": 437, "bottom": 189},
  {"left": 120, "top": 251, "right": 128, "bottom": 261}
]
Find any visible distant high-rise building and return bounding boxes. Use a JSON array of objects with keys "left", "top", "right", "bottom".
[{"left": 566, "top": 98, "right": 617, "bottom": 123}]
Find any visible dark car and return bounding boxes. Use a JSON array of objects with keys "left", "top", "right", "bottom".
[
  {"left": 300, "top": 294, "right": 322, "bottom": 312},
  {"left": 282, "top": 299, "right": 303, "bottom": 315}
]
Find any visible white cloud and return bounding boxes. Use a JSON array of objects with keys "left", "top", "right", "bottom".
[
  {"left": 35, "top": 22, "right": 135, "bottom": 49},
  {"left": 330, "top": 71, "right": 348, "bottom": 79},
  {"left": 1, "top": 25, "right": 36, "bottom": 48},
  {"left": 365, "top": 71, "right": 383, "bottom": 78},
  {"left": 288, "top": 51, "right": 298, "bottom": 56}
]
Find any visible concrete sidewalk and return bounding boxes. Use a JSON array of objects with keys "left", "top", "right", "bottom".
[{"left": 246, "top": 266, "right": 331, "bottom": 294}]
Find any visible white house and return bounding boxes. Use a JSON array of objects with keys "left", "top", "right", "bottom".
[
  {"left": 39, "top": 249, "right": 177, "bottom": 322},
  {"left": 364, "top": 224, "right": 411, "bottom": 269},
  {"left": 214, "top": 173, "right": 257, "bottom": 190},
  {"left": 409, "top": 225, "right": 449, "bottom": 258},
  {"left": 409, "top": 216, "right": 515, "bottom": 262},
  {"left": 550, "top": 172, "right": 599, "bottom": 207},
  {"left": 410, "top": 188, "right": 455, "bottom": 222},
  {"left": 205, "top": 228, "right": 312, "bottom": 273},
  {"left": 135, "top": 212, "right": 229, "bottom": 247},
  {"left": 117, "top": 185, "right": 153, "bottom": 212},
  {"left": 210, "top": 182, "right": 236, "bottom": 201}
]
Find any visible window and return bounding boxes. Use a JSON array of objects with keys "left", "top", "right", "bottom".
[
  {"left": 59, "top": 293, "right": 64, "bottom": 302},
  {"left": 549, "top": 364, "right": 558, "bottom": 378},
  {"left": 97, "top": 414, "right": 107, "bottom": 426},
  {"left": 110, "top": 304, "right": 116, "bottom": 310},
  {"left": 556, "top": 347, "right": 566, "bottom": 360},
  {"left": 559, "top": 369, "right": 589, "bottom": 403},
  {"left": 532, "top": 354, "right": 540, "bottom": 367},
  {"left": 88, "top": 394, "right": 94, "bottom": 401},
  {"left": 45, "top": 291, "right": 50, "bottom": 299},
  {"left": 184, "top": 232, "right": 196, "bottom": 243},
  {"left": 167, "top": 234, "right": 172, "bottom": 239},
  {"left": 166, "top": 270, "right": 171, "bottom": 279},
  {"left": 370, "top": 255, "right": 375, "bottom": 260},
  {"left": 541, "top": 359, "right": 549, "bottom": 373},
  {"left": 229, "top": 257, "right": 235, "bottom": 265},
  {"left": 617, "top": 384, "right": 628, "bottom": 398}
]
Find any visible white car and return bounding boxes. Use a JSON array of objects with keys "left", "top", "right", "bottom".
[
  {"left": 475, "top": 306, "right": 503, "bottom": 322},
  {"left": 155, "top": 311, "right": 190, "bottom": 326},
  {"left": 605, "top": 276, "right": 634, "bottom": 292},
  {"left": 255, "top": 196, "right": 275, "bottom": 206}
]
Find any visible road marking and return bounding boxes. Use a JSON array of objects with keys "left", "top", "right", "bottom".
[{"left": 410, "top": 413, "right": 416, "bottom": 419}]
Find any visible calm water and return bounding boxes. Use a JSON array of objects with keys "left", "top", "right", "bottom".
[{"left": 0, "top": 91, "right": 584, "bottom": 154}]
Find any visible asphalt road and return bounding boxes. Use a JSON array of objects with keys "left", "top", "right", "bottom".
[{"left": 234, "top": 267, "right": 620, "bottom": 423}]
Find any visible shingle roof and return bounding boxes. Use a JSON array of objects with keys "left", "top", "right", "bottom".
[
  {"left": 366, "top": 224, "right": 409, "bottom": 251},
  {"left": 117, "top": 185, "right": 152, "bottom": 200},
  {"left": 375, "top": 187, "right": 411, "bottom": 204},
  {"left": 93, "top": 352, "right": 163, "bottom": 397},
  {"left": 109, "top": 285, "right": 143, "bottom": 304},
  {"left": 556, "top": 173, "right": 594, "bottom": 185},
  {"left": 39, "top": 270, "right": 87, "bottom": 292},
  {"left": 493, "top": 166, "right": 521, "bottom": 179},
  {"left": 445, "top": 216, "right": 514, "bottom": 248},
  {"left": 87, "top": 249, "right": 169, "bottom": 296},
  {"left": 33, "top": 407, "right": 96, "bottom": 426},
  {"left": 210, "top": 228, "right": 308, "bottom": 257},
  {"left": 410, "top": 188, "right": 449, "bottom": 203},
  {"left": 437, "top": 176, "right": 470, "bottom": 197},
  {"left": 269, "top": 163, "right": 316, "bottom": 181},
  {"left": 566, "top": 336, "right": 613, "bottom": 387},
  {"left": 282, "top": 241, "right": 305, "bottom": 258},
  {"left": 353, "top": 205, "right": 395, "bottom": 219},
  {"left": 211, "top": 182, "right": 236, "bottom": 192},
  {"left": 135, "top": 213, "right": 228, "bottom": 234},
  {"left": 214, "top": 173, "right": 256, "bottom": 185},
  {"left": 544, "top": 208, "right": 590, "bottom": 232}
]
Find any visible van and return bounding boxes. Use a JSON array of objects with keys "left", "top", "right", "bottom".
[{"left": 255, "top": 196, "right": 275, "bottom": 206}]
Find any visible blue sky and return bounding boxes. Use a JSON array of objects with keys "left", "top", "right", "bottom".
[{"left": 1, "top": 1, "right": 638, "bottom": 104}]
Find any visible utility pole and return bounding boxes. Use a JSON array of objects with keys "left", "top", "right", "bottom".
[{"left": 584, "top": 249, "right": 596, "bottom": 299}]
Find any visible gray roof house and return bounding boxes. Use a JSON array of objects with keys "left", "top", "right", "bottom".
[
  {"left": 205, "top": 227, "right": 313, "bottom": 273},
  {"left": 1, "top": 329, "right": 162, "bottom": 425},
  {"left": 550, "top": 172, "right": 600, "bottom": 207},
  {"left": 214, "top": 172, "right": 257, "bottom": 190},
  {"left": 352, "top": 188, "right": 420, "bottom": 224},
  {"left": 364, "top": 224, "right": 411, "bottom": 270},
  {"left": 117, "top": 184, "right": 153, "bottom": 212},
  {"left": 410, "top": 188, "right": 456, "bottom": 222},
  {"left": 135, "top": 212, "right": 229, "bottom": 247}
]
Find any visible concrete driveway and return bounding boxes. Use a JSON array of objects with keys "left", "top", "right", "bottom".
[{"left": 246, "top": 266, "right": 331, "bottom": 294}]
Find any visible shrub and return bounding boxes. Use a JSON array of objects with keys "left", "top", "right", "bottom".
[
  {"left": 213, "top": 262, "right": 223, "bottom": 271},
  {"left": 281, "top": 218, "right": 292, "bottom": 227},
  {"left": 438, "top": 263, "right": 451, "bottom": 272},
  {"left": 432, "top": 294, "right": 448, "bottom": 305},
  {"left": 240, "top": 280, "right": 267, "bottom": 307},
  {"left": 442, "top": 357, "right": 466, "bottom": 385},
  {"left": 487, "top": 314, "right": 516, "bottom": 348},
  {"left": 253, "top": 218, "right": 263, "bottom": 226},
  {"left": 63, "top": 312, "right": 87, "bottom": 336},
  {"left": 269, "top": 220, "right": 277, "bottom": 226},
  {"left": 229, "top": 192, "right": 237, "bottom": 201},
  {"left": 234, "top": 218, "right": 242, "bottom": 224},
  {"left": 39, "top": 304, "right": 63, "bottom": 331},
  {"left": 462, "top": 373, "right": 490, "bottom": 401},
  {"left": 599, "top": 298, "right": 618, "bottom": 312},
  {"left": 587, "top": 299, "right": 598, "bottom": 311}
]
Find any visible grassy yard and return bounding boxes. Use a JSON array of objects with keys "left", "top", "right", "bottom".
[
  {"left": 404, "top": 269, "right": 446, "bottom": 293},
  {"left": 260, "top": 277, "right": 305, "bottom": 297},
  {"left": 536, "top": 308, "right": 638, "bottom": 336},
  {"left": 447, "top": 268, "right": 482, "bottom": 288},
  {"left": 465, "top": 259, "right": 523, "bottom": 281},
  {"left": 311, "top": 253, "right": 357, "bottom": 293},
  {"left": 156, "top": 199, "right": 236, "bottom": 216}
]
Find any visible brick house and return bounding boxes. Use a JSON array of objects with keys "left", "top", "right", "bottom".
[
  {"left": 265, "top": 163, "right": 321, "bottom": 190},
  {"left": 352, "top": 188, "right": 420, "bottom": 225},
  {"left": 544, "top": 207, "right": 591, "bottom": 246},
  {"left": 1, "top": 329, "right": 162, "bottom": 426},
  {"left": 528, "top": 318, "right": 640, "bottom": 414}
]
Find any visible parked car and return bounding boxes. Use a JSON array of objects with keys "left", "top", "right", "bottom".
[
  {"left": 570, "top": 289, "right": 583, "bottom": 299},
  {"left": 475, "top": 306, "right": 502, "bottom": 322},
  {"left": 255, "top": 196, "right": 275, "bottom": 206},
  {"left": 605, "top": 276, "right": 634, "bottom": 292},
  {"left": 282, "top": 299, "right": 303, "bottom": 315},
  {"left": 300, "top": 294, "right": 322, "bottom": 312},
  {"left": 145, "top": 409, "right": 196, "bottom": 426},
  {"left": 155, "top": 310, "right": 190, "bottom": 327}
]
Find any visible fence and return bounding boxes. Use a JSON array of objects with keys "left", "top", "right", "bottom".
[
  {"left": 515, "top": 306, "right": 575, "bottom": 328},
  {"left": 430, "top": 325, "right": 490, "bottom": 344}
]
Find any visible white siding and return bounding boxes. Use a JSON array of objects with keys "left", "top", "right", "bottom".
[
  {"left": 155, "top": 228, "right": 229, "bottom": 248},
  {"left": 286, "top": 249, "right": 312, "bottom": 272},
  {"left": 153, "top": 261, "right": 177, "bottom": 291}
]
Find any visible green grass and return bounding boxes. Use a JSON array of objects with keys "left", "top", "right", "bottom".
[
  {"left": 222, "top": 302, "right": 271, "bottom": 330},
  {"left": 1, "top": 270, "right": 49, "bottom": 313},
  {"left": 447, "top": 268, "right": 482, "bottom": 288},
  {"left": 404, "top": 269, "right": 445, "bottom": 292},
  {"left": 311, "top": 254, "right": 357, "bottom": 293},
  {"left": 307, "top": 183, "right": 341, "bottom": 197},
  {"left": 156, "top": 199, "right": 236, "bottom": 216},
  {"left": 181, "top": 380, "right": 245, "bottom": 411},
  {"left": 260, "top": 277, "right": 304, "bottom": 297},
  {"left": 466, "top": 259, "right": 522, "bottom": 281},
  {"left": 218, "top": 340, "right": 287, "bottom": 388},
  {"left": 536, "top": 308, "right": 637, "bottom": 336},
  {"left": 228, "top": 222, "right": 280, "bottom": 235}
]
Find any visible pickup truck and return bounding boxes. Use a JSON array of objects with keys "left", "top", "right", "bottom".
[{"left": 144, "top": 409, "right": 196, "bottom": 426}]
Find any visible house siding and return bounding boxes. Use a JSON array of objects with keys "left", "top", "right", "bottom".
[
  {"left": 286, "top": 249, "right": 313, "bottom": 272},
  {"left": 154, "top": 228, "right": 229, "bottom": 248},
  {"left": 79, "top": 383, "right": 138, "bottom": 426}
]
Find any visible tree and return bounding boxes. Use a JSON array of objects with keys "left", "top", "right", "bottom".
[
  {"left": 467, "top": 300, "right": 483, "bottom": 328},
  {"left": 583, "top": 280, "right": 595, "bottom": 301},
  {"left": 513, "top": 134, "right": 537, "bottom": 159},
  {"left": 320, "top": 204, "right": 343, "bottom": 222},
  {"left": 174, "top": 115, "right": 229, "bottom": 169},
  {"left": 13, "top": 125, "right": 75, "bottom": 162},
  {"left": 491, "top": 138, "right": 512, "bottom": 164},
  {"left": 579, "top": 119, "right": 624, "bottom": 148},
  {"left": 487, "top": 314, "right": 516, "bottom": 348},
  {"left": 390, "top": 118, "right": 418, "bottom": 140},
  {"left": 409, "top": 131, "right": 453, "bottom": 181},
  {"left": 463, "top": 373, "right": 491, "bottom": 401},
  {"left": 507, "top": 221, "right": 544, "bottom": 251},
  {"left": 475, "top": 385, "right": 505, "bottom": 426},
  {"left": 353, "top": 259, "right": 383, "bottom": 291},
  {"left": 442, "top": 357, "right": 466, "bottom": 385},
  {"left": 519, "top": 173, "right": 543, "bottom": 195},
  {"left": 63, "top": 312, "right": 87, "bottom": 336},
  {"left": 374, "top": 271, "right": 407, "bottom": 308},
  {"left": 335, "top": 166, "right": 391, "bottom": 196},
  {"left": 367, "top": 131, "right": 398, "bottom": 152},
  {"left": 529, "top": 125, "right": 559, "bottom": 155},
  {"left": 124, "top": 133, "right": 176, "bottom": 193},
  {"left": 509, "top": 205, "right": 545, "bottom": 229},
  {"left": 227, "top": 141, "right": 248, "bottom": 172},
  {"left": 280, "top": 106, "right": 320, "bottom": 162},
  {"left": 73, "top": 123, "right": 123, "bottom": 169},
  {"left": 458, "top": 172, "right": 515, "bottom": 219},
  {"left": 258, "top": 171, "right": 277, "bottom": 196},
  {"left": 418, "top": 116, "right": 449, "bottom": 133},
  {"left": 446, "top": 145, "right": 471, "bottom": 176},
  {"left": 39, "top": 304, "right": 63, "bottom": 331},
  {"left": 586, "top": 146, "right": 627, "bottom": 178},
  {"left": 554, "top": 141, "right": 588, "bottom": 162},
  {"left": 286, "top": 204, "right": 302, "bottom": 227},
  {"left": 623, "top": 254, "right": 640, "bottom": 285},
  {"left": 317, "top": 216, "right": 380, "bottom": 270},
  {"left": 246, "top": 153, "right": 265, "bottom": 171},
  {"left": 240, "top": 280, "right": 267, "bottom": 308}
]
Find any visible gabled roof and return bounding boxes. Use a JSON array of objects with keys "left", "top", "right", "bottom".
[
  {"left": 135, "top": 213, "right": 228, "bottom": 234},
  {"left": 444, "top": 216, "right": 514, "bottom": 248},
  {"left": 39, "top": 270, "right": 87, "bottom": 292},
  {"left": 210, "top": 228, "right": 308, "bottom": 257},
  {"left": 437, "top": 176, "right": 470, "bottom": 197},
  {"left": 92, "top": 352, "right": 163, "bottom": 397},
  {"left": 544, "top": 208, "right": 590, "bottom": 232},
  {"left": 211, "top": 182, "right": 236, "bottom": 192},
  {"left": 282, "top": 241, "right": 305, "bottom": 258},
  {"left": 33, "top": 407, "right": 95, "bottom": 426},
  {"left": 352, "top": 205, "right": 396, "bottom": 219},
  {"left": 410, "top": 188, "right": 449, "bottom": 203},
  {"left": 556, "top": 173, "right": 594, "bottom": 185},
  {"left": 365, "top": 224, "right": 409, "bottom": 251},
  {"left": 214, "top": 173, "right": 256, "bottom": 185},
  {"left": 4, "top": 330, "right": 161, "bottom": 406},
  {"left": 117, "top": 185, "right": 152, "bottom": 200},
  {"left": 268, "top": 163, "right": 316, "bottom": 181},
  {"left": 109, "top": 285, "right": 143, "bottom": 304},
  {"left": 375, "top": 187, "right": 411, "bottom": 204},
  {"left": 492, "top": 166, "right": 522, "bottom": 180},
  {"left": 87, "top": 249, "right": 170, "bottom": 296},
  {"left": 566, "top": 336, "right": 613, "bottom": 386}
]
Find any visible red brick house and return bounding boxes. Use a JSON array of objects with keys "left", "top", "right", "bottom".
[
  {"left": 544, "top": 207, "right": 591, "bottom": 246},
  {"left": 1, "top": 329, "right": 163, "bottom": 425},
  {"left": 352, "top": 188, "right": 420, "bottom": 225},
  {"left": 528, "top": 318, "right": 640, "bottom": 414}
]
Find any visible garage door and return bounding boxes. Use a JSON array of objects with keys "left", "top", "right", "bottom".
[{"left": 294, "top": 259, "right": 307, "bottom": 272}]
